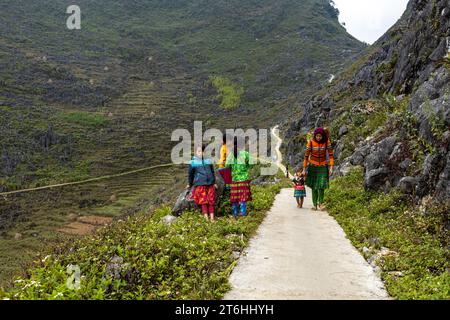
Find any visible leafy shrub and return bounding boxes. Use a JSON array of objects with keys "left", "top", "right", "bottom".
[{"left": 423, "top": 100, "right": 446, "bottom": 141}]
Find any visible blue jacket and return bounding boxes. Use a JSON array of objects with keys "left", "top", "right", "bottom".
[{"left": 188, "top": 156, "right": 216, "bottom": 187}]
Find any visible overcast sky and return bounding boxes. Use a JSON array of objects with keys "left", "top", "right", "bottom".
[{"left": 332, "top": 0, "right": 409, "bottom": 44}]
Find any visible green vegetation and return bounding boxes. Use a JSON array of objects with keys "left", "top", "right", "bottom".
[
  {"left": 423, "top": 100, "right": 447, "bottom": 141},
  {"left": 57, "top": 112, "right": 108, "bottom": 128},
  {"left": 0, "top": 183, "right": 284, "bottom": 300},
  {"left": 376, "top": 53, "right": 399, "bottom": 82},
  {"left": 399, "top": 110, "right": 435, "bottom": 168},
  {"left": 326, "top": 169, "right": 450, "bottom": 300},
  {"left": 211, "top": 76, "right": 244, "bottom": 110},
  {"left": 328, "top": 98, "right": 392, "bottom": 158},
  {"left": 443, "top": 55, "right": 450, "bottom": 70}
]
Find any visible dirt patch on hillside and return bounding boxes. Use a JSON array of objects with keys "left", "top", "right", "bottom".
[
  {"left": 77, "top": 215, "right": 113, "bottom": 226},
  {"left": 58, "top": 215, "right": 113, "bottom": 236}
]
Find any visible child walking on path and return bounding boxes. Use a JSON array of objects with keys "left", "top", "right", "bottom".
[
  {"left": 188, "top": 144, "right": 218, "bottom": 221},
  {"left": 292, "top": 171, "right": 306, "bottom": 208},
  {"left": 302, "top": 127, "right": 334, "bottom": 211}
]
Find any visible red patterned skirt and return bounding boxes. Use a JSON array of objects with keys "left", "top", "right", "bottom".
[
  {"left": 191, "top": 185, "right": 216, "bottom": 206},
  {"left": 230, "top": 180, "right": 252, "bottom": 203}
]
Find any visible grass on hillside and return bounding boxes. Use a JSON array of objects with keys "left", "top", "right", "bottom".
[
  {"left": 210, "top": 76, "right": 244, "bottom": 110},
  {"left": 0, "top": 181, "right": 286, "bottom": 300},
  {"left": 326, "top": 169, "right": 450, "bottom": 300}
]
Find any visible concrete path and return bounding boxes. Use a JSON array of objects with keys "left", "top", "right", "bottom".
[{"left": 224, "top": 188, "right": 389, "bottom": 300}]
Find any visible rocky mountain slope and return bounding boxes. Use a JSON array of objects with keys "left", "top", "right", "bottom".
[{"left": 285, "top": 0, "right": 450, "bottom": 204}]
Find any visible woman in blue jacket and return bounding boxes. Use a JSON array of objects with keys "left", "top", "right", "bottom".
[{"left": 188, "top": 144, "right": 218, "bottom": 221}]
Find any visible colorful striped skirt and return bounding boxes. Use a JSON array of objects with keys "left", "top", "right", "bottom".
[
  {"left": 191, "top": 185, "right": 216, "bottom": 206},
  {"left": 230, "top": 180, "right": 252, "bottom": 203},
  {"left": 305, "top": 165, "right": 329, "bottom": 190},
  {"left": 294, "top": 186, "right": 307, "bottom": 198}
]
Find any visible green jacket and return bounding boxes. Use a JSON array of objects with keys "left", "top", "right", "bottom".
[{"left": 225, "top": 151, "right": 253, "bottom": 182}]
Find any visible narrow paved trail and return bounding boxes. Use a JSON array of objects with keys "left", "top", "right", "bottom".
[{"left": 224, "top": 188, "right": 389, "bottom": 300}]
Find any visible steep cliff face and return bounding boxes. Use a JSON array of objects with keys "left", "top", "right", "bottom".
[{"left": 285, "top": 0, "right": 450, "bottom": 203}]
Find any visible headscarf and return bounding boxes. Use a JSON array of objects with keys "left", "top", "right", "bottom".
[
  {"left": 314, "top": 127, "right": 325, "bottom": 136},
  {"left": 313, "top": 127, "right": 327, "bottom": 143}
]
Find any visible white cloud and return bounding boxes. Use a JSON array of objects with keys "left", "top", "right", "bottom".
[{"left": 332, "top": 0, "right": 409, "bottom": 44}]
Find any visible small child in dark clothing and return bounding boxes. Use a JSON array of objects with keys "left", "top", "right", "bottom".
[{"left": 292, "top": 171, "right": 306, "bottom": 208}]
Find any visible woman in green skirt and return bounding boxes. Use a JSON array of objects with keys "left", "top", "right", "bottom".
[{"left": 302, "top": 128, "right": 334, "bottom": 211}]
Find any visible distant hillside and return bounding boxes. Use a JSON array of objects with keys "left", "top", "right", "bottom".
[{"left": 0, "top": 0, "right": 364, "bottom": 191}]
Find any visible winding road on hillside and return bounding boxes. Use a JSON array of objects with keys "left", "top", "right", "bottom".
[
  {"left": 270, "top": 125, "right": 292, "bottom": 179},
  {"left": 224, "top": 128, "right": 389, "bottom": 300}
]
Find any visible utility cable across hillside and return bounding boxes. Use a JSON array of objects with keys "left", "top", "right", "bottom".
[
  {"left": 0, "top": 127, "right": 288, "bottom": 197},
  {"left": 0, "top": 163, "right": 176, "bottom": 197}
]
